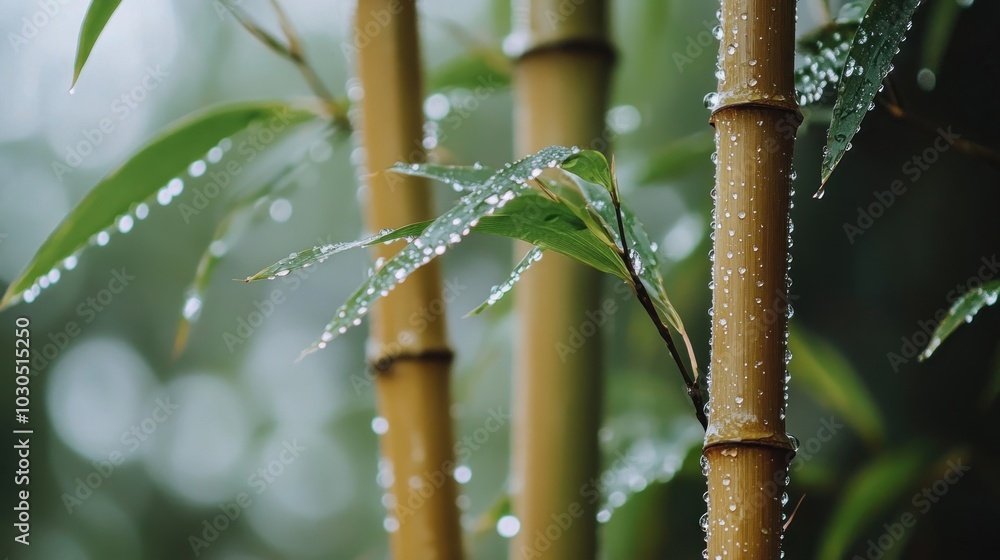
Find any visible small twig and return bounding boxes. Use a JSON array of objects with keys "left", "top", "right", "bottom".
[
  {"left": 608, "top": 160, "right": 707, "bottom": 429},
  {"left": 783, "top": 493, "right": 806, "bottom": 532},
  {"left": 221, "top": 0, "right": 348, "bottom": 126},
  {"left": 878, "top": 78, "right": 1000, "bottom": 168}
]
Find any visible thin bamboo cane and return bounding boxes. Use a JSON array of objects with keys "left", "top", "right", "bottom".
[
  {"left": 354, "top": 1, "right": 463, "bottom": 558},
  {"left": 704, "top": 1, "right": 800, "bottom": 559},
  {"left": 508, "top": 1, "right": 613, "bottom": 558}
]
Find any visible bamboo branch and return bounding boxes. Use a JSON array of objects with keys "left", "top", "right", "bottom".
[
  {"left": 220, "top": 0, "right": 348, "bottom": 126},
  {"left": 609, "top": 180, "right": 707, "bottom": 429}
]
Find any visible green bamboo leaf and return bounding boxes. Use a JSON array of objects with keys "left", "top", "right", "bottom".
[
  {"left": 788, "top": 325, "right": 885, "bottom": 446},
  {"left": 473, "top": 194, "right": 627, "bottom": 279},
  {"left": 467, "top": 247, "right": 544, "bottom": 316},
  {"left": 244, "top": 191, "right": 627, "bottom": 315},
  {"left": 818, "top": 0, "right": 923, "bottom": 193},
  {"left": 640, "top": 130, "right": 715, "bottom": 184},
  {"left": 0, "top": 101, "right": 324, "bottom": 309},
  {"left": 299, "top": 146, "right": 576, "bottom": 358},
  {"left": 919, "top": 279, "right": 1000, "bottom": 361},
  {"left": 795, "top": 21, "right": 860, "bottom": 106},
  {"left": 243, "top": 221, "right": 433, "bottom": 283},
  {"left": 562, "top": 150, "right": 613, "bottom": 191},
  {"left": 72, "top": 0, "right": 123, "bottom": 89},
  {"left": 817, "top": 444, "right": 935, "bottom": 560},
  {"left": 427, "top": 49, "right": 511, "bottom": 93},
  {"left": 389, "top": 162, "right": 495, "bottom": 193}
]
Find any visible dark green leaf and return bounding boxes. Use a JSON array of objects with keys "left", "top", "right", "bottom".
[
  {"left": 789, "top": 325, "right": 885, "bottom": 446},
  {"left": 919, "top": 279, "right": 1000, "bottom": 361},
  {"left": 819, "top": 0, "right": 923, "bottom": 192},
  {"left": 0, "top": 101, "right": 324, "bottom": 309},
  {"left": 817, "top": 444, "right": 935, "bottom": 560},
  {"left": 72, "top": 0, "right": 123, "bottom": 89}
]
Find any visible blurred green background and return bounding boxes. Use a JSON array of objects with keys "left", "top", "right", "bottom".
[{"left": 2, "top": 0, "right": 999, "bottom": 558}]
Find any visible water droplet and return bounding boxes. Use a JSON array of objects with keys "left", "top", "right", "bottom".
[
  {"left": 117, "top": 215, "right": 134, "bottom": 234},
  {"left": 182, "top": 295, "right": 202, "bottom": 320},
  {"left": 704, "top": 92, "right": 720, "bottom": 110},
  {"left": 371, "top": 416, "right": 389, "bottom": 434},
  {"left": 188, "top": 160, "right": 207, "bottom": 177},
  {"left": 497, "top": 515, "right": 520, "bottom": 538}
]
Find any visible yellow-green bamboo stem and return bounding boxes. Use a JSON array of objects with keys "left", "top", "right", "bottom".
[
  {"left": 354, "top": 1, "right": 463, "bottom": 558},
  {"left": 704, "top": 1, "right": 799, "bottom": 559},
  {"left": 509, "top": 1, "right": 613, "bottom": 558}
]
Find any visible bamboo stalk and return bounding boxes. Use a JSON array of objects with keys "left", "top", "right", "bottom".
[
  {"left": 704, "top": 1, "right": 799, "bottom": 559},
  {"left": 353, "top": 2, "right": 463, "bottom": 559},
  {"left": 508, "top": 1, "right": 613, "bottom": 558}
]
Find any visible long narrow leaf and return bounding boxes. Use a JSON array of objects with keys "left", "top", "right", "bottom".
[
  {"left": 0, "top": 101, "right": 324, "bottom": 309},
  {"left": 244, "top": 221, "right": 434, "bottom": 282},
  {"left": 920, "top": 279, "right": 1000, "bottom": 361},
  {"left": 467, "top": 247, "right": 544, "bottom": 316},
  {"left": 789, "top": 326, "right": 885, "bottom": 446},
  {"left": 819, "top": 0, "right": 923, "bottom": 192},
  {"left": 299, "top": 146, "right": 575, "bottom": 357},
  {"left": 817, "top": 444, "right": 936, "bottom": 560},
  {"left": 72, "top": 0, "right": 123, "bottom": 89}
]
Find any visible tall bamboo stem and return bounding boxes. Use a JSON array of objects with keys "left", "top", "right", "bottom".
[
  {"left": 508, "top": 1, "right": 613, "bottom": 558},
  {"left": 353, "top": 2, "right": 463, "bottom": 558},
  {"left": 704, "top": 1, "right": 799, "bottom": 559}
]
